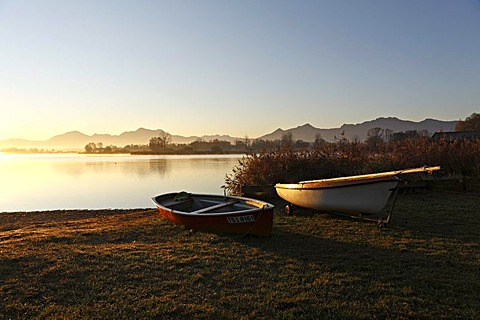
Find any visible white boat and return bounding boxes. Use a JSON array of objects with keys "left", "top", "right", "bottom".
[{"left": 275, "top": 166, "right": 440, "bottom": 215}]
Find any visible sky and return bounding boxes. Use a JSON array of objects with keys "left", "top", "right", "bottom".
[{"left": 1, "top": 0, "right": 479, "bottom": 141}]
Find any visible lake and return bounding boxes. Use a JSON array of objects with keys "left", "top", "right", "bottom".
[{"left": 0, "top": 154, "right": 244, "bottom": 212}]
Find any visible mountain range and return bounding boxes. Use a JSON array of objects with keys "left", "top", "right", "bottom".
[
  {"left": 0, "top": 117, "right": 457, "bottom": 151},
  {"left": 261, "top": 117, "right": 457, "bottom": 142}
]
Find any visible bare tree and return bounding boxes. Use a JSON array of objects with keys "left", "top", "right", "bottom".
[
  {"left": 313, "top": 132, "right": 326, "bottom": 150},
  {"left": 244, "top": 135, "right": 251, "bottom": 148},
  {"left": 280, "top": 132, "right": 294, "bottom": 150},
  {"left": 366, "top": 127, "right": 385, "bottom": 150},
  {"left": 149, "top": 131, "right": 172, "bottom": 153}
]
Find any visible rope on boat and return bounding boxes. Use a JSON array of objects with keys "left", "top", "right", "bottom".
[{"left": 232, "top": 204, "right": 267, "bottom": 239}]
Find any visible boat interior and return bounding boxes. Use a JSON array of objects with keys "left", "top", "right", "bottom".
[{"left": 156, "top": 195, "right": 263, "bottom": 214}]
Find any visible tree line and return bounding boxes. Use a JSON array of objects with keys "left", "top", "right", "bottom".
[
  {"left": 81, "top": 128, "right": 440, "bottom": 155},
  {"left": 84, "top": 113, "right": 480, "bottom": 155},
  {"left": 80, "top": 128, "right": 466, "bottom": 155}
]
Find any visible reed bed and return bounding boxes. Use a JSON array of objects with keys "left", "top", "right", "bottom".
[
  {"left": 1, "top": 190, "right": 479, "bottom": 319},
  {"left": 225, "top": 137, "right": 480, "bottom": 195}
]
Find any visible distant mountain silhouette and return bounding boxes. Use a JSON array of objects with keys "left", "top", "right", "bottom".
[
  {"left": 0, "top": 117, "right": 458, "bottom": 151},
  {"left": 0, "top": 128, "right": 241, "bottom": 151},
  {"left": 259, "top": 117, "right": 457, "bottom": 142}
]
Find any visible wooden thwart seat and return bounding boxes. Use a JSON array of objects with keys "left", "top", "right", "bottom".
[{"left": 194, "top": 200, "right": 240, "bottom": 214}]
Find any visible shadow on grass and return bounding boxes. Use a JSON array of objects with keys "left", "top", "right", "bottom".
[{"left": 232, "top": 224, "right": 479, "bottom": 315}]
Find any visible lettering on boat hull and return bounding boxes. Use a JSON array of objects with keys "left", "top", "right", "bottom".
[{"left": 227, "top": 215, "right": 255, "bottom": 224}]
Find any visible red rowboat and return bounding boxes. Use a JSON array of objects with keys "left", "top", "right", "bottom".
[{"left": 151, "top": 192, "right": 275, "bottom": 237}]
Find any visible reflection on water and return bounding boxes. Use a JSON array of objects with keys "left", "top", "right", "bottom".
[
  {"left": 148, "top": 159, "right": 168, "bottom": 177},
  {"left": 53, "top": 157, "right": 171, "bottom": 178},
  {"left": 0, "top": 154, "right": 243, "bottom": 212}
]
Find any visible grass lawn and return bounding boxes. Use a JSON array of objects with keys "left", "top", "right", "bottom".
[{"left": 1, "top": 190, "right": 479, "bottom": 319}]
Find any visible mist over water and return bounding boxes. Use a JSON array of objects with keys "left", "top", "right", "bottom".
[{"left": 0, "top": 154, "right": 242, "bottom": 212}]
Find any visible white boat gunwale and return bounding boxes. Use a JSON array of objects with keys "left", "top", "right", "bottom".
[{"left": 275, "top": 176, "right": 401, "bottom": 191}]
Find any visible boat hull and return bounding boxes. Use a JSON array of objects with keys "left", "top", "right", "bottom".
[
  {"left": 152, "top": 193, "right": 275, "bottom": 237},
  {"left": 275, "top": 176, "right": 400, "bottom": 214}
]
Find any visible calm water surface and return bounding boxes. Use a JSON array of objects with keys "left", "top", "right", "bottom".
[{"left": 0, "top": 154, "right": 243, "bottom": 212}]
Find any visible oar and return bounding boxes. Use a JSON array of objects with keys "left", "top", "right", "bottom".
[
  {"left": 393, "top": 166, "right": 441, "bottom": 175},
  {"left": 299, "top": 166, "right": 441, "bottom": 184}
]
